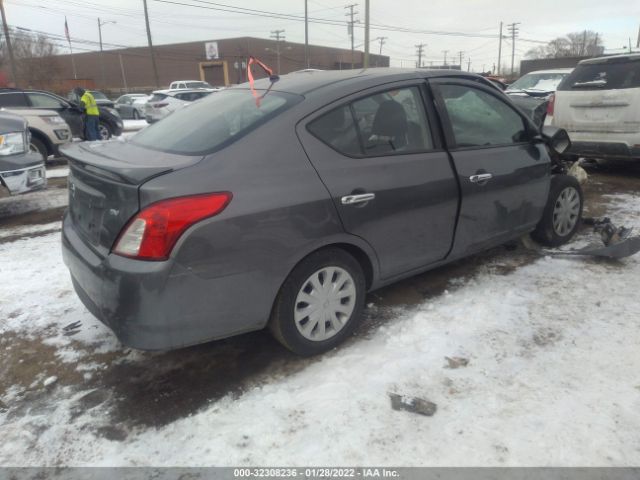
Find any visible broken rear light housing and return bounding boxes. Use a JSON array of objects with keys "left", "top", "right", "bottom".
[{"left": 112, "top": 192, "right": 232, "bottom": 261}]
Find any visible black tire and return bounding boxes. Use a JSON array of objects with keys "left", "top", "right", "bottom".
[
  {"left": 98, "top": 122, "right": 112, "bottom": 140},
  {"left": 532, "top": 174, "right": 583, "bottom": 247},
  {"left": 133, "top": 110, "right": 140, "bottom": 120},
  {"left": 30, "top": 137, "right": 48, "bottom": 162},
  {"left": 269, "top": 248, "right": 366, "bottom": 356}
]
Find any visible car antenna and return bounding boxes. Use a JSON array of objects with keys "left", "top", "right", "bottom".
[{"left": 247, "top": 56, "right": 279, "bottom": 107}]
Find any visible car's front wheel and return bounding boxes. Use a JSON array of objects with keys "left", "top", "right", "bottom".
[
  {"left": 269, "top": 248, "right": 365, "bottom": 356},
  {"left": 532, "top": 174, "right": 583, "bottom": 247},
  {"left": 98, "top": 122, "right": 112, "bottom": 140}
]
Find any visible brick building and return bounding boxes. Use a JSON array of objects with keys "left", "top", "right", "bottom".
[{"left": 52, "top": 36, "right": 389, "bottom": 94}]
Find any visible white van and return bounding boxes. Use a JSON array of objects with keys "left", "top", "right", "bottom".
[{"left": 551, "top": 53, "right": 640, "bottom": 161}]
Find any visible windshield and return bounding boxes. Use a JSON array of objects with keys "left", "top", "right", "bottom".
[
  {"left": 507, "top": 73, "right": 569, "bottom": 91},
  {"left": 558, "top": 60, "right": 640, "bottom": 90},
  {"left": 185, "top": 81, "right": 213, "bottom": 89},
  {"left": 131, "top": 89, "right": 299, "bottom": 155}
]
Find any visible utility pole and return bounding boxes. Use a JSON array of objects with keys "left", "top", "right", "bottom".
[
  {"left": 98, "top": 18, "right": 115, "bottom": 88},
  {"left": 270, "top": 29, "right": 285, "bottom": 74},
  {"left": 637, "top": 24, "right": 640, "bottom": 48},
  {"left": 507, "top": 22, "right": 520, "bottom": 75},
  {"left": 345, "top": 3, "right": 358, "bottom": 69},
  {"left": 304, "top": 0, "right": 309, "bottom": 68},
  {"left": 377, "top": 36, "right": 387, "bottom": 55},
  {"left": 467, "top": 57, "right": 471, "bottom": 72},
  {"left": 0, "top": 0, "right": 18, "bottom": 86},
  {"left": 142, "top": 0, "right": 160, "bottom": 88},
  {"left": 593, "top": 33, "right": 599, "bottom": 56},
  {"left": 363, "top": 0, "right": 369, "bottom": 68},
  {"left": 415, "top": 43, "right": 426, "bottom": 68},
  {"left": 443, "top": 49, "right": 449, "bottom": 66},
  {"left": 581, "top": 29, "right": 587, "bottom": 56},
  {"left": 457, "top": 50, "right": 464, "bottom": 68},
  {"left": 497, "top": 21, "right": 503, "bottom": 75}
]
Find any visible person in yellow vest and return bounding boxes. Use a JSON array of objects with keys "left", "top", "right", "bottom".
[{"left": 74, "top": 87, "right": 101, "bottom": 141}]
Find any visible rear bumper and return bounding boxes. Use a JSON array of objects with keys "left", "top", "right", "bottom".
[
  {"left": 61, "top": 213, "right": 266, "bottom": 350},
  {"left": 567, "top": 141, "right": 640, "bottom": 160}
]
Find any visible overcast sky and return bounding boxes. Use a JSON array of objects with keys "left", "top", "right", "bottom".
[{"left": 4, "top": 0, "right": 640, "bottom": 72}]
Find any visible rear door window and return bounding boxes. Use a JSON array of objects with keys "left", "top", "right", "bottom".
[
  {"left": 559, "top": 60, "right": 640, "bottom": 90},
  {"left": 438, "top": 84, "right": 528, "bottom": 147},
  {"left": 307, "top": 86, "right": 434, "bottom": 157},
  {"left": 27, "top": 93, "right": 65, "bottom": 109},
  {"left": 0, "top": 92, "right": 28, "bottom": 107}
]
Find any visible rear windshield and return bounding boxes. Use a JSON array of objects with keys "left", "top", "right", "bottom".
[
  {"left": 131, "top": 89, "right": 299, "bottom": 155},
  {"left": 149, "top": 93, "right": 168, "bottom": 102},
  {"left": 508, "top": 72, "right": 568, "bottom": 92},
  {"left": 185, "top": 81, "right": 212, "bottom": 89},
  {"left": 558, "top": 59, "right": 640, "bottom": 91}
]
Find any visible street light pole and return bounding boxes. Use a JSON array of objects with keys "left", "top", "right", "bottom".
[
  {"left": 98, "top": 18, "right": 115, "bottom": 89},
  {"left": 304, "top": 0, "right": 309, "bottom": 68},
  {"left": 363, "top": 0, "right": 369, "bottom": 68}
]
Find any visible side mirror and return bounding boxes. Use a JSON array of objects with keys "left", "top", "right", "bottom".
[{"left": 541, "top": 125, "right": 571, "bottom": 155}]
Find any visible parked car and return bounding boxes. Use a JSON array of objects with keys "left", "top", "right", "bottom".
[
  {"left": 115, "top": 94, "right": 150, "bottom": 119},
  {"left": 506, "top": 69, "right": 573, "bottom": 98},
  {"left": 61, "top": 69, "right": 582, "bottom": 356},
  {"left": 144, "top": 89, "right": 213, "bottom": 123},
  {"left": 0, "top": 88, "right": 123, "bottom": 141},
  {"left": 0, "top": 111, "right": 46, "bottom": 196},
  {"left": 169, "top": 80, "right": 215, "bottom": 90},
  {"left": 506, "top": 69, "right": 573, "bottom": 127},
  {"left": 67, "top": 90, "right": 115, "bottom": 109},
  {"left": 1, "top": 108, "right": 71, "bottom": 162},
  {"left": 552, "top": 53, "right": 640, "bottom": 161}
]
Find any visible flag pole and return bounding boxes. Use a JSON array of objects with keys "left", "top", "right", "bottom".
[{"left": 65, "top": 17, "right": 77, "bottom": 80}]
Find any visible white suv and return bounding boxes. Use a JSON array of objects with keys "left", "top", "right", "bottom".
[
  {"left": 551, "top": 53, "right": 640, "bottom": 161},
  {"left": 169, "top": 80, "right": 216, "bottom": 90},
  {"left": 144, "top": 89, "right": 213, "bottom": 123}
]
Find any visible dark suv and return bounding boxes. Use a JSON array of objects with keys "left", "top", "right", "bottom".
[{"left": 0, "top": 88, "right": 123, "bottom": 140}]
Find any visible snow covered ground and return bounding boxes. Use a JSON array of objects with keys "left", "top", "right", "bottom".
[{"left": 1, "top": 172, "right": 640, "bottom": 466}]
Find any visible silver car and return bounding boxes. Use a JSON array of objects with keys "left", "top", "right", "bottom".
[
  {"left": 144, "top": 89, "right": 212, "bottom": 123},
  {"left": 0, "top": 112, "right": 46, "bottom": 196},
  {"left": 115, "top": 94, "right": 150, "bottom": 120}
]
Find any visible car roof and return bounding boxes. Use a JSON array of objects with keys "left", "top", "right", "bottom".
[
  {"left": 521, "top": 68, "right": 573, "bottom": 74},
  {"left": 579, "top": 53, "right": 640, "bottom": 65},
  {"left": 234, "top": 67, "right": 484, "bottom": 96}
]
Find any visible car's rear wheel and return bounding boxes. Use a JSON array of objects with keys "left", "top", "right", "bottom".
[
  {"left": 98, "top": 122, "right": 112, "bottom": 140},
  {"left": 30, "top": 137, "right": 48, "bottom": 162},
  {"left": 532, "top": 174, "right": 583, "bottom": 247},
  {"left": 269, "top": 248, "right": 365, "bottom": 356}
]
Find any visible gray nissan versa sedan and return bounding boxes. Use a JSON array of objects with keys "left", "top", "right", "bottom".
[{"left": 61, "top": 68, "right": 582, "bottom": 356}]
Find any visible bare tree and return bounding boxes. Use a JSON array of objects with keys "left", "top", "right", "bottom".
[
  {"left": 525, "top": 31, "right": 603, "bottom": 59},
  {"left": 0, "top": 28, "right": 60, "bottom": 88}
]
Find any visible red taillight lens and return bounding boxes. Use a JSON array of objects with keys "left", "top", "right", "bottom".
[
  {"left": 112, "top": 192, "right": 232, "bottom": 261},
  {"left": 547, "top": 93, "right": 555, "bottom": 117}
]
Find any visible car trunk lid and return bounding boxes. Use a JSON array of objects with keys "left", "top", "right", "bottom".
[{"left": 63, "top": 140, "right": 201, "bottom": 256}]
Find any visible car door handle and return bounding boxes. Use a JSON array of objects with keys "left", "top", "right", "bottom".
[
  {"left": 341, "top": 193, "right": 376, "bottom": 205},
  {"left": 469, "top": 173, "right": 493, "bottom": 184}
]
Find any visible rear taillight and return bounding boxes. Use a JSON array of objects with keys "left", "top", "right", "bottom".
[
  {"left": 112, "top": 192, "right": 232, "bottom": 261},
  {"left": 547, "top": 93, "right": 555, "bottom": 117},
  {"left": 154, "top": 103, "right": 169, "bottom": 108}
]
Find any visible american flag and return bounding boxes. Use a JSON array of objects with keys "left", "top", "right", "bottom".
[{"left": 64, "top": 17, "right": 71, "bottom": 45}]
